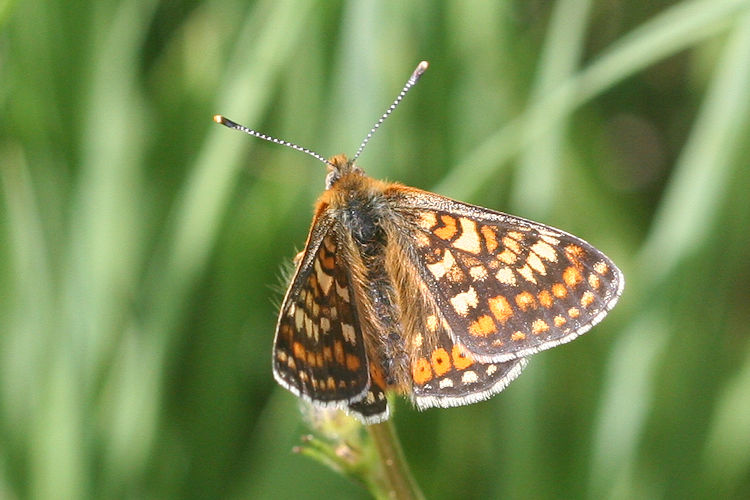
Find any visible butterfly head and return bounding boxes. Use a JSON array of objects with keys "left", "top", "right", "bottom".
[{"left": 325, "top": 154, "right": 364, "bottom": 189}]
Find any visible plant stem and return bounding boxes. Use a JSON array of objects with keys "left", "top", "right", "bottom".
[{"left": 367, "top": 420, "right": 425, "bottom": 500}]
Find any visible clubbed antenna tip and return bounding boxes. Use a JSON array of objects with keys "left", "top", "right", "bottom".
[
  {"left": 351, "top": 60, "right": 430, "bottom": 162},
  {"left": 213, "top": 114, "right": 332, "bottom": 166}
]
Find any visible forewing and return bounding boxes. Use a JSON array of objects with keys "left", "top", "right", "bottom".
[
  {"left": 273, "top": 217, "right": 371, "bottom": 406},
  {"left": 393, "top": 189, "right": 624, "bottom": 362}
]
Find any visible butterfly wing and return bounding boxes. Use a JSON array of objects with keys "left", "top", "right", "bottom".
[
  {"left": 393, "top": 189, "right": 624, "bottom": 363},
  {"left": 347, "top": 363, "right": 389, "bottom": 423},
  {"left": 273, "top": 214, "right": 371, "bottom": 407},
  {"left": 409, "top": 317, "right": 527, "bottom": 410}
]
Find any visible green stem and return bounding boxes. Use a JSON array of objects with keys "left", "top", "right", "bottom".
[{"left": 367, "top": 420, "right": 425, "bottom": 500}]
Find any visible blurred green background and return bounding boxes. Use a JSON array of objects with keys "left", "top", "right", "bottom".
[{"left": 3, "top": 0, "right": 750, "bottom": 498}]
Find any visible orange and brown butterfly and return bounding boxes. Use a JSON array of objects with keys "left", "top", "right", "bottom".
[{"left": 214, "top": 61, "right": 624, "bottom": 424}]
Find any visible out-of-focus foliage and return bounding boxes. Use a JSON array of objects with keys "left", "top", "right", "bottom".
[{"left": 2, "top": 0, "right": 750, "bottom": 498}]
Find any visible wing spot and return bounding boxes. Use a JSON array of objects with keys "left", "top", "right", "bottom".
[
  {"left": 293, "top": 342, "right": 305, "bottom": 360},
  {"left": 413, "top": 332, "right": 424, "bottom": 348},
  {"left": 334, "top": 340, "right": 345, "bottom": 364},
  {"left": 439, "top": 378, "right": 454, "bottom": 388},
  {"left": 568, "top": 307, "right": 581, "bottom": 319},
  {"left": 552, "top": 283, "right": 568, "bottom": 298},
  {"left": 370, "top": 363, "right": 387, "bottom": 389},
  {"left": 469, "top": 315, "right": 497, "bottom": 337},
  {"left": 346, "top": 353, "right": 361, "bottom": 371},
  {"left": 517, "top": 264, "right": 537, "bottom": 283},
  {"left": 336, "top": 281, "right": 350, "bottom": 301},
  {"left": 418, "top": 211, "right": 438, "bottom": 230},
  {"left": 431, "top": 348, "right": 452, "bottom": 376},
  {"left": 469, "top": 265, "right": 489, "bottom": 281},
  {"left": 446, "top": 265, "right": 466, "bottom": 283},
  {"left": 434, "top": 214, "right": 459, "bottom": 240},
  {"left": 532, "top": 319, "right": 549, "bottom": 335},
  {"left": 588, "top": 273, "right": 601, "bottom": 289},
  {"left": 502, "top": 235, "right": 522, "bottom": 254},
  {"left": 415, "top": 232, "right": 431, "bottom": 247},
  {"left": 412, "top": 357, "right": 433, "bottom": 385},
  {"left": 565, "top": 244, "right": 586, "bottom": 264},
  {"left": 593, "top": 260, "right": 609, "bottom": 275},
  {"left": 320, "top": 317, "right": 330, "bottom": 333},
  {"left": 511, "top": 331, "right": 526, "bottom": 341},
  {"left": 452, "top": 344, "right": 474, "bottom": 369},
  {"left": 307, "top": 350, "right": 317, "bottom": 367},
  {"left": 554, "top": 315, "right": 567, "bottom": 327},
  {"left": 526, "top": 252, "right": 547, "bottom": 275},
  {"left": 450, "top": 286, "right": 479, "bottom": 316},
  {"left": 540, "top": 234, "right": 560, "bottom": 246},
  {"left": 486, "top": 364, "right": 498, "bottom": 376},
  {"left": 426, "top": 315, "right": 439, "bottom": 333},
  {"left": 342, "top": 323, "right": 356, "bottom": 344},
  {"left": 294, "top": 307, "right": 304, "bottom": 330},
  {"left": 427, "top": 248, "right": 456, "bottom": 280},
  {"left": 481, "top": 225, "right": 499, "bottom": 253},
  {"left": 452, "top": 218, "right": 482, "bottom": 254},
  {"left": 530, "top": 240, "right": 558, "bottom": 262},
  {"left": 495, "top": 266, "right": 517, "bottom": 286},
  {"left": 538, "top": 290, "right": 554, "bottom": 308},
  {"left": 497, "top": 249, "right": 518, "bottom": 265},
  {"left": 581, "top": 291, "right": 595, "bottom": 308},
  {"left": 563, "top": 266, "right": 583, "bottom": 287},
  {"left": 304, "top": 316, "right": 314, "bottom": 339},
  {"left": 489, "top": 295, "right": 513, "bottom": 323},
  {"left": 515, "top": 291, "right": 537, "bottom": 311},
  {"left": 461, "top": 370, "right": 479, "bottom": 384}
]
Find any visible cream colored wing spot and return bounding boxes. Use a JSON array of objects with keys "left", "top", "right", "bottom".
[
  {"left": 427, "top": 248, "right": 456, "bottom": 280},
  {"left": 517, "top": 264, "right": 537, "bottom": 284},
  {"left": 531, "top": 319, "right": 549, "bottom": 335},
  {"left": 469, "top": 265, "right": 489, "bottom": 281},
  {"left": 530, "top": 239, "right": 558, "bottom": 262},
  {"left": 461, "top": 370, "right": 479, "bottom": 384},
  {"left": 495, "top": 266, "right": 517, "bottom": 286},
  {"left": 314, "top": 258, "right": 334, "bottom": 295},
  {"left": 452, "top": 217, "right": 482, "bottom": 254},
  {"left": 418, "top": 211, "right": 438, "bottom": 230},
  {"left": 342, "top": 323, "right": 356, "bottom": 344},
  {"left": 588, "top": 273, "right": 601, "bottom": 289},
  {"left": 593, "top": 260, "right": 609, "bottom": 275},
  {"left": 449, "top": 286, "right": 479, "bottom": 316}
]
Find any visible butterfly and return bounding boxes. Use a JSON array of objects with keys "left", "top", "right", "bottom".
[{"left": 214, "top": 61, "right": 624, "bottom": 424}]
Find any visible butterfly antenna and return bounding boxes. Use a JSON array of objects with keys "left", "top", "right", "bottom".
[
  {"left": 213, "top": 115, "right": 334, "bottom": 167},
  {"left": 351, "top": 60, "right": 429, "bottom": 162}
]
